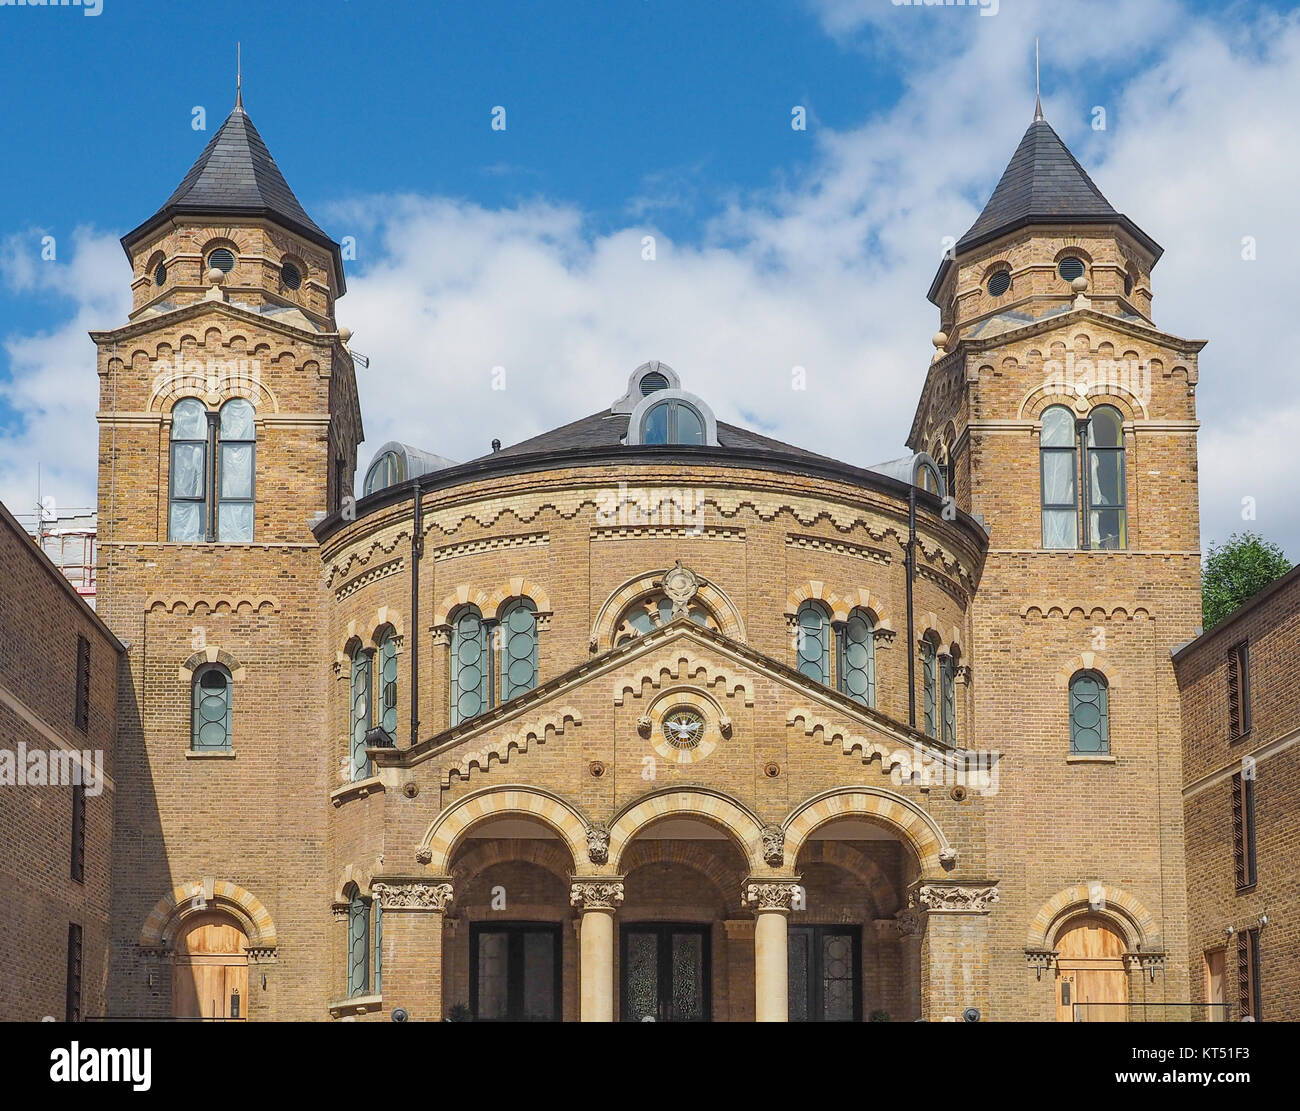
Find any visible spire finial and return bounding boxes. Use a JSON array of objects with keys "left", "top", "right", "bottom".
[
  {"left": 235, "top": 42, "right": 243, "bottom": 110},
  {"left": 1034, "top": 37, "right": 1044, "bottom": 121}
]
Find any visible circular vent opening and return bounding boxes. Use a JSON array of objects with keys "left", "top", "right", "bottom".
[
  {"left": 1123, "top": 272, "right": 1134, "bottom": 296},
  {"left": 986, "top": 270, "right": 1011, "bottom": 297},
  {"left": 1057, "top": 256, "right": 1085, "bottom": 283},
  {"left": 640, "top": 370, "right": 669, "bottom": 396},
  {"left": 208, "top": 248, "right": 236, "bottom": 274},
  {"left": 281, "top": 261, "right": 302, "bottom": 290},
  {"left": 153, "top": 263, "right": 167, "bottom": 287}
]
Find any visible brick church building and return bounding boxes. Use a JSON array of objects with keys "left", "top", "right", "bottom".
[{"left": 14, "top": 91, "right": 1247, "bottom": 1021}]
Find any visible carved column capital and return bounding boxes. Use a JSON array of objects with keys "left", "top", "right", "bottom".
[
  {"left": 570, "top": 880, "right": 625, "bottom": 912},
  {"left": 743, "top": 880, "right": 801, "bottom": 913},
  {"left": 372, "top": 879, "right": 454, "bottom": 912}
]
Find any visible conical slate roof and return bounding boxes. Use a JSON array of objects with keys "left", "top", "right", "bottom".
[
  {"left": 928, "top": 112, "right": 1161, "bottom": 304},
  {"left": 123, "top": 104, "right": 344, "bottom": 288}
]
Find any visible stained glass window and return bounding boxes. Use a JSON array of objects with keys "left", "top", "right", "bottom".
[
  {"left": 372, "top": 898, "right": 383, "bottom": 995},
  {"left": 350, "top": 647, "right": 373, "bottom": 780},
  {"left": 839, "top": 608, "right": 876, "bottom": 708},
  {"left": 922, "top": 635, "right": 939, "bottom": 739},
  {"left": 451, "top": 606, "right": 489, "bottom": 724},
  {"left": 378, "top": 630, "right": 398, "bottom": 738},
  {"left": 797, "top": 601, "right": 831, "bottom": 685},
  {"left": 941, "top": 653, "right": 956, "bottom": 746},
  {"left": 346, "top": 888, "right": 370, "bottom": 997},
  {"left": 191, "top": 664, "right": 232, "bottom": 750},
  {"left": 1069, "top": 670, "right": 1109, "bottom": 754},
  {"left": 500, "top": 598, "right": 538, "bottom": 700}
]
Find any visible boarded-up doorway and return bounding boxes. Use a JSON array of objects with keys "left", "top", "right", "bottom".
[
  {"left": 172, "top": 914, "right": 249, "bottom": 1020},
  {"left": 1055, "top": 916, "right": 1128, "bottom": 1022}
]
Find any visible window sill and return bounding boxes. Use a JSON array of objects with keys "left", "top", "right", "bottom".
[
  {"left": 330, "top": 775, "right": 384, "bottom": 807},
  {"left": 1066, "top": 754, "right": 1116, "bottom": 764},
  {"left": 328, "top": 994, "right": 382, "bottom": 1019},
  {"left": 1234, "top": 883, "right": 1257, "bottom": 896},
  {"left": 186, "top": 750, "right": 235, "bottom": 759}
]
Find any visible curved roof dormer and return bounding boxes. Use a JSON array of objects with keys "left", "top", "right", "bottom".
[{"left": 610, "top": 360, "right": 682, "bottom": 414}]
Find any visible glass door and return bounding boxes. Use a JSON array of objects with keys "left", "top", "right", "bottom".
[
  {"left": 788, "top": 925, "right": 861, "bottom": 1022},
  {"left": 470, "top": 923, "right": 561, "bottom": 1021},
  {"left": 621, "top": 924, "right": 710, "bottom": 1022}
]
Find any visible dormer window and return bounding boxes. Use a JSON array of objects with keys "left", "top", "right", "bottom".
[
  {"left": 641, "top": 398, "right": 705, "bottom": 445},
  {"left": 364, "top": 451, "right": 405, "bottom": 495},
  {"left": 640, "top": 370, "right": 670, "bottom": 395},
  {"left": 916, "top": 461, "right": 944, "bottom": 496}
]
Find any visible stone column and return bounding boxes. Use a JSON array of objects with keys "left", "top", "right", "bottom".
[
  {"left": 914, "top": 881, "right": 998, "bottom": 1021},
  {"left": 744, "top": 881, "right": 800, "bottom": 1023},
  {"left": 371, "top": 879, "right": 453, "bottom": 1021},
  {"left": 570, "top": 880, "right": 624, "bottom": 1022}
]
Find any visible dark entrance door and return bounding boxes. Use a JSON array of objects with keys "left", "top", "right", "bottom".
[
  {"left": 621, "top": 923, "right": 710, "bottom": 1022},
  {"left": 470, "top": 922, "right": 561, "bottom": 1021},
  {"left": 788, "top": 925, "right": 861, "bottom": 1022}
]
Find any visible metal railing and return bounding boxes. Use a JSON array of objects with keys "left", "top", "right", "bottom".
[{"left": 1074, "top": 1002, "right": 1235, "bottom": 1022}]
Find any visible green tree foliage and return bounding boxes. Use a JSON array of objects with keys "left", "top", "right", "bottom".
[{"left": 1202, "top": 532, "right": 1293, "bottom": 629}]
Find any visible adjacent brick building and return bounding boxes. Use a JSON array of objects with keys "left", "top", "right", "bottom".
[{"left": 1175, "top": 564, "right": 1300, "bottom": 1021}]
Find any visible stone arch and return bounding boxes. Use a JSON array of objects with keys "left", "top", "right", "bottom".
[
  {"left": 150, "top": 371, "right": 281, "bottom": 416},
  {"left": 607, "top": 787, "right": 767, "bottom": 873},
  {"left": 484, "top": 577, "right": 553, "bottom": 623},
  {"left": 591, "top": 569, "right": 745, "bottom": 649},
  {"left": 140, "top": 879, "right": 277, "bottom": 951},
  {"left": 1018, "top": 382, "right": 1148, "bottom": 422},
  {"left": 835, "top": 587, "right": 895, "bottom": 634},
  {"left": 449, "top": 838, "right": 573, "bottom": 888},
  {"left": 1026, "top": 884, "right": 1162, "bottom": 953},
  {"left": 621, "top": 840, "right": 746, "bottom": 899},
  {"left": 333, "top": 861, "right": 379, "bottom": 903},
  {"left": 420, "top": 785, "right": 590, "bottom": 876},
  {"left": 784, "top": 581, "right": 839, "bottom": 624},
  {"left": 782, "top": 787, "right": 952, "bottom": 879},
  {"left": 432, "top": 585, "right": 494, "bottom": 629},
  {"left": 1053, "top": 650, "right": 1123, "bottom": 690},
  {"left": 178, "top": 645, "right": 246, "bottom": 683},
  {"left": 915, "top": 612, "right": 961, "bottom": 656},
  {"left": 797, "top": 841, "right": 901, "bottom": 917}
]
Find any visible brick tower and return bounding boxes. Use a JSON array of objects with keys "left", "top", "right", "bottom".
[
  {"left": 911, "top": 105, "right": 1204, "bottom": 1018},
  {"left": 93, "top": 96, "right": 361, "bottom": 1018}
]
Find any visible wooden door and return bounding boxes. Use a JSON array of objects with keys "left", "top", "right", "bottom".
[
  {"left": 1055, "top": 917, "right": 1128, "bottom": 1022},
  {"left": 172, "top": 915, "right": 249, "bottom": 1020}
]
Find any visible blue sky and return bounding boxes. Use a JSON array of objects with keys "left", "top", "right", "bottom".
[{"left": 2, "top": 0, "right": 1299, "bottom": 559}]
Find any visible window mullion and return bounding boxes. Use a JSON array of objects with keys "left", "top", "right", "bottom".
[
  {"left": 1076, "top": 420, "right": 1090, "bottom": 550},
  {"left": 206, "top": 414, "right": 219, "bottom": 543}
]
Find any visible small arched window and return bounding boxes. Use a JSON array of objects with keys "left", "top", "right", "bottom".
[
  {"left": 1040, "top": 405, "right": 1079, "bottom": 549},
  {"left": 922, "top": 634, "right": 940, "bottom": 739},
  {"left": 917, "top": 462, "right": 944, "bottom": 497},
  {"left": 940, "top": 652, "right": 957, "bottom": 746},
  {"left": 838, "top": 607, "right": 876, "bottom": 708},
  {"left": 169, "top": 399, "right": 210, "bottom": 542},
  {"left": 641, "top": 399, "right": 705, "bottom": 446},
  {"left": 796, "top": 601, "right": 831, "bottom": 685},
  {"left": 451, "top": 606, "right": 489, "bottom": 725},
  {"left": 191, "top": 664, "right": 232, "bottom": 751},
  {"left": 378, "top": 630, "right": 398, "bottom": 739},
  {"left": 346, "top": 886, "right": 371, "bottom": 998},
  {"left": 500, "top": 598, "right": 538, "bottom": 700},
  {"left": 1070, "top": 670, "right": 1109, "bottom": 754},
  {"left": 218, "top": 399, "right": 255, "bottom": 542},
  {"left": 364, "top": 450, "right": 405, "bottom": 496},
  {"left": 350, "top": 646, "right": 373, "bottom": 781},
  {"left": 1086, "top": 406, "right": 1127, "bottom": 550}
]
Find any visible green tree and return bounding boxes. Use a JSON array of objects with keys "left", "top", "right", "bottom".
[{"left": 1202, "top": 531, "right": 1293, "bottom": 629}]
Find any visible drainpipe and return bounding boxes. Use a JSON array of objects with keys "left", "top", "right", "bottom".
[
  {"left": 409, "top": 478, "right": 423, "bottom": 748},
  {"left": 906, "top": 484, "right": 917, "bottom": 729}
]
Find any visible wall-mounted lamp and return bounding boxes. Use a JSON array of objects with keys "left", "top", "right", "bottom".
[
  {"left": 1258, "top": 914, "right": 1268, "bottom": 929},
  {"left": 1225, "top": 925, "right": 1235, "bottom": 937}
]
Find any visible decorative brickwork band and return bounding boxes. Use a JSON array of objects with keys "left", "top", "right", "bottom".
[
  {"left": 372, "top": 880, "right": 454, "bottom": 912},
  {"left": 570, "top": 880, "right": 625, "bottom": 911},
  {"left": 916, "top": 883, "right": 999, "bottom": 913},
  {"left": 743, "top": 881, "right": 801, "bottom": 912}
]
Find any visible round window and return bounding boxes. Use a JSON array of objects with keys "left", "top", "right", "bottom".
[
  {"left": 153, "top": 262, "right": 167, "bottom": 286},
  {"left": 1057, "top": 256, "right": 1085, "bottom": 282},
  {"left": 660, "top": 707, "right": 706, "bottom": 750},
  {"left": 986, "top": 270, "right": 1011, "bottom": 297},
  {"left": 281, "top": 261, "right": 302, "bottom": 290},
  {"left": 208, "top": 248, "right": 236, "bottom": 273}
]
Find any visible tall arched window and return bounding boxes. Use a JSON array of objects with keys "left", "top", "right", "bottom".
[
  {"left": 350, "top": 646, "right": 373, "bottom": 781},
  {"left": 1086, "top": 406, "right": 1127, "bottom": 549},
  {"left": 191, "top": 664, "right": 232, "bottom": 751},
  {"left": 378, "top": 630, "right": 399, "bottom": 739},
  {"left": 838, "top": 608, "right": 876, "bottom": 708},
  {"left": 1040, "top": 405, "right": 1078, "bottom": 549},
  {"left": 372, "top": 897, "right": 383, "bottom": 996},
  {"left": 940, "top": 653, "right": 957, "bottom": 746},
  {"left": 922, "top": 634, "right": 939, "bottom": 739},
  {"left": 169, "top": 399, "right": 210, "bottom": 542},
  {"left": 500, "top": 598, "right": 538, "bottom": 700},
  {"left": 346, "top": 886, "right": 371, "bottom": 997},
  {"left": 1069, "top": 670, "right": 1110, "bottom": 754},
  {"left": 640, "top": 399, "right": 705, "bottom": 445},
  {"left": 218, "top": 399, "right": 255, "bottom": 541},
  {"left": 451, "top": 606, "right": 489, "bottom": 725},
  {"left": 796, "top": 601, "right": 831, "bottom": 685}
]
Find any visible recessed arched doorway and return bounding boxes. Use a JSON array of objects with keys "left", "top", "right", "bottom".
[
  {"left": 172, "top": 913, "right": 249, "bottom": 1020},
  {"left": 1054, "top": 916, "right": 1129, "bottom": 1022}
]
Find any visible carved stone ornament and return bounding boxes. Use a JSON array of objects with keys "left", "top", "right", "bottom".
[
  {"left": 939, "top": 847, "right": 958, "bottom": 867},
  {"left": 661, "top": 560, "right": 700, "bottom": 618},
  {"left": 372, "top": 881, "right": 454, "bottom": 912},
  {"left": 636, "top": 714, "right": 653, "bottom": 738},
  {"left": 570, "top": 881, "right": 625, "bottom": 911},
  {"left": 893, "top": 907, "right": 925, "bottom": 937},
  {"left": 415, "top": 848, "right": 433, "bottom": 865},
  {"left": 761, "top": 825, "right": 786, "bottom": 867},
  {"left": 916, "top": 884, "right": 999, "bottom": 913},
  {"left": 743, "top": 882, "right": 800, "bottom": 912},
  {"left": 586, "top": 824, "right": 611, "bottom": 865}
]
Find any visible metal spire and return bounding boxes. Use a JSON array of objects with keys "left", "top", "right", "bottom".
[
  {"left": 235, "top": 42, "right": 243, "bottom": 110},
  {"left": 1034, "top": 38, "right": 1044, "bottom": 121}
]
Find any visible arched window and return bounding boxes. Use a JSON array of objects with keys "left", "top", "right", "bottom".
[
  {"left": 614, "top": 591, "right": 718, "bottom": 645},
  {"left": 350, "top": 646, "right": 373, "bottom": 781},
  {"left": 364, "top": 450, "right": 405, "bottom": 496},
  {"left": 838, "top": 608, "right": 876, "bottom": 708},
  {"left": 640, "top": 399, "right": 705, "bottom": 445},
  {"left": 191, "top": 664, "right": 232, "bottom": 751},
  {"left": 218, "top": 399, "right": 255, "bottom": 541},
  {"left": 1040, "top": 405, "right": 1078, "bottom": 549},
  {"left": 796, "top": 601, "right": 831, "bottom": 685},
  {"left": 346, "top": 886, "right": 371, "bottom": 997},
  {"left": 372, "top": 897, "right": 383, "bottom": 996},
  {"left": 500, "top": 598, "right": 538, "bottom": 700},
  {"left": 169, "top": 399, "right": 210, "bottom": 542},
  {"left": 916, "top": 461, "right": 944, "bottom": 497},
  {"left": 378, "top": 630, "right": 398, "bottom": 739},
  {"left": 451, "top": 606, "right": 489, "bottom": 725},
  {"left": 1086, "top": 406, "right": 1127, "bottom": 549},
  {"left": 922, "top": 634, "right": 939, "bottom": 739},
  {"left": 941, "top": 653, "right": 957, "bottom": 746},
  {"left": 1069, "top": 670, "right": 1109, "bottom": 754}
]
